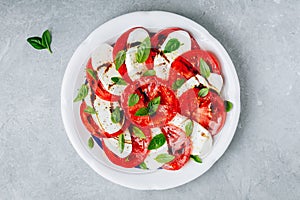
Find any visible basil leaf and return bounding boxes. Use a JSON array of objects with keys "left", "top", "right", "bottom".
[
  {"left": 27, "top": 37, "right": 46, "bottom": 50},
  {"left": 143, "top": 69, "right": 156, "bottom": 76},
  {"left": 118, "top": 134, "right": 125, "bottom": 153},
  {"left": 111, "top": 77, "right": 127, "bottom": 85},
  {"left": 154, "top": 153, "right": 175, "bottom": 163},
  {"left": 132, "top": 126, "right": 146, "bottom": 139},
  {"left": 148, "top": 133, "right": 166, "bottom": 150},
  {"left": 190, "top": 155, "right": 202, "bottom": 163},
  {"left": 200, "top": 58, "right": 211, "bottom": 78},
  {"left": 172, "top": 79, "right": 185, "bottom": 90},
  {"left": 88, "top": 137, "right": 94, "bottom": 149},
  {"left": 41, "top": 30, "right": 52, "bottom": 53},
  {"left": 111, "top": 107, "right": 121, "bottom": 123},
  {"left": 84, "top": 106, "right": 97, "bottom": 114},
  {"left": 185, "top": 120, "right": 193, "bottom": 136},
  {"left": 135, "top": 107, "right": 149, "bottom": 116},
  {"left": 125, "top": 157, "right": 129, "bottom": 162},
  {"left": 139, "top": 162, "right": 148, "bottom": 169},
  {"left": 164, "top": 38, "right": 180, "bottom": 53},
  {"left": 198, "top": 88, "right": 209, "bottom": 97},
  {"left": 73, "top": 84, "right": 89, "bottom": 102},
  {"left": 86, "top": 69, "right": 97, "bottom": 80},
  {"left": 225, "top": 100, "right": 233, "bottom": 112},
  {"left": 114, "top": 50, "right": 126, "bottom": 70},
  {"left": 148, "top": 96, "right": 161, "bottom": 115},
  {"left": 128, "top": 94, "right": 139, "bottom": 107},
  {"left": 136, "top": 37, "right": 151, "bottom": 63}
]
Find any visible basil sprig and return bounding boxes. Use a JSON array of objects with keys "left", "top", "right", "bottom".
[
  {"left": 155, "top": 154, "right": 175, "bottom": 163},
  {"left": 200, "top": 58, "right": 211, "bottom": 78},
  {"left": 111, "top": 77, "right": 127, "bottom": 85},
  {"left": 118, "top": 134, "right": 125, "bottom": 153},
  {"left": 172, "top": 79, "right": 185, "bottom": 90},
  {"left": 198, "top": 88, "right": 209, "bottom": 97},
  {"left": 185, "top": 120, "right": 193, "bottom": 136},
  {"left": 136, "top": 37, "right": 151, "bottom": 63},
  {"left": 164, "top": 38, "right": 180, "bottom": 53},
  {"left": 111, "top": 107, "right": 121, "bottom": 123},
  {"left": 128, "top": 94, "right": 139, "bottom": 107},
  {"left": 84, "top": 106, "right": 97, "bottom": 114},
  {"left": 73, "top": 84, "right": 89, "bottom": 102},
  {"left": 132, "top": 126, "right": 146, "bottom": 139},
  {"left": 88, "top": 137, "right": 94, "bottom": 149},
  {"left": 224, "top": 100, "right": 233, "bottom": 112},
  {"left": 114, "top": 50, "right": 126, "bottom": 70},
  {"left": 190, "top": 155, "right": 202, "bottom": 163},
  {"left": 148, "top": 133, "right": 166, "bottom": 150},
  {"left": 27, "top": 29, "right": 52, "bottom": 53},
  {"left": 135, "top": 96, "right": 161, "bottom": 116}
]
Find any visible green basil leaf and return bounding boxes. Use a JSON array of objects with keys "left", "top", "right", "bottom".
[
  {"left": 200, "top": 58, "right": 211, "bottom": 78},
  {"left": 118, "top": 134, "right": 125, "bottom": 153},
  {"left": 164, "top": 38, "right": 180, "bottom": 53},
  {"left": 114, "top": 50, "right": 126, "bottom": 70},
  {"left": 143, "top": 69, "right": 156, "bottom": 76},
  {"left": 185, "top": 120, "right": 193, "bottom": 136},
  {"left": 27, "top": 37, "right": 46, "bottom": 50},
  {"left": 73, "top": 84, "right": 89, "bottom": 102},
  {"left": 132, "top": 126, "right": 146, "bottom": 139},
  {"left": 148, "top": 96, "right": 161, "bottom": 115},
  {"left": 41, "top": 30, "right": 52, "bottom": 53},
  {"left": 111, "top": 107, "right": 121, "bottom": 123},
  {"left": 172, "top": 79, "right": 185, "bottom": 90},
  {"left": 154, "top": 153, "right": 175, "bottom": 163},
  {"left": 84, "top": 106, "right": 97, "bottom": 114},
  {"left": 86, "top": 69, "right": 97, "bottom": 80},
  {"left": 125, "top": 157, "right": 129, "bottom": 162},
  {"left": 88, "top": 137, "right": 94, "bottom": 149},
  {"left": 225, "top": 100, "right": 233, "bottom": 112},
  {"left": 148, "top": 133, "right": 166, "bottom": 150},
  {"left": 139, "top": 162, "right": 148, "bottom": 170},
  {"left": 190, "top": 155, "right": 202, "bottom": 163},
  {"left": 128, "top": 94, "right": 139, "bottom": 107},
  {"left": 198, "top": 88, "right": 209, "bottom": 97},
  {"left": 136, "top": 37, "right": 151, "bottom": 63},
  {"left": 135, "top": 107, "right": 149, "bottom": 116},
  {"left": 111, "top": 77, "right": 127, "bottom": 85}
]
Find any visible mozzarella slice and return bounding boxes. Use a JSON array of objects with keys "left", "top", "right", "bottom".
[
  {"left": 125, "top": 28, "right": 149, "bottom": 81},
  {"left": 103, "top": 129, "right": 132, "bottom": 158},
  {"left": 143, "top": 128, "right": 169, "bottom": 170},
  {"left": 154, "top": 30, "right": 192, "bottom": 80},
  {"left": 92, "top": 96, "right": 124, "bottom": 135},
  {"left": 91, "top": 43, "right": 113, "bottom": 69},
  {"left": 176, "top": 74, "right": 210, "bottom": 98},
  {"left": 207, "top": 73, "right": 223, "bottom": 93}
]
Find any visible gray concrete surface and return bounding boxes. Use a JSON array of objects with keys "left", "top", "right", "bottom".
[{"left": 0, "top": 0, "right": 299, "bottom": 199}]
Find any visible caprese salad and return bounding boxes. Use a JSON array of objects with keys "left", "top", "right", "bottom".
[{"left": 73, "top": 27, "right": 233, "bottom": 170}]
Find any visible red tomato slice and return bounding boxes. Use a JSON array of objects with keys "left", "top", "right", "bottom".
[
  {"left": 161, "top": 125, "right": 192, "bottom": 170},
  {"left": 102, "top": 125, "right": 151, "bottom": 168},
  {"left": 179, "top": 89, "right": 226, "bottom": 135},
  {"left": 121, "top": 77, "right": 180, "bottom": 128}
]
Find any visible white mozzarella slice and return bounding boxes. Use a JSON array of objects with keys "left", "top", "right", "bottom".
[
  {"left": 168, "top": 113, "right": 189, "bottom": 130},
  {"left": 103, "top": 129, "right": 132, "bottom": 158},
  {"left": 207, "top": 73, "right": 223, "bottom": 93},
  {"left": 176, "top": 74, "right": 210, "bottom": 98},
  {"left": 125, "top": 28, "right": 149, "bottom": 81},
  {"left": 92, "top": 96, "right": 124, "bottom": 134},
  {"left": 154, "top": 30, "right": 192, "bottom": 80},
  {"left": 91, "top": 43, "right": 113, "bottom": 69},
  {"left": 143, "top": 128, "right": 169, "bottom": 170}
]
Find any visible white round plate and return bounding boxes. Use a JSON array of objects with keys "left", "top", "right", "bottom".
[{"left": 61, "top": 11, "right": 240, "bottom": 190}]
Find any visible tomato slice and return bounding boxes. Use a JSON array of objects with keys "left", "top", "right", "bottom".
[
  {"left": 86, "top": 58, "right": 98, "bottom": 92},
  {"left": 121, "top": 77, "right": 180, "bottom": 127},
  {"left": 179, "top": 89, "right": 226, "bottom": 135},
  {"left": 102, "top": 125, "right": 151, "bottom": 168},
  {"left": 161, "top": 125, "right": 192, "bottom": 170}
]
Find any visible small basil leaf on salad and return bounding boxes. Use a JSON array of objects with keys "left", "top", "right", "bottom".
[
  {"left": 86, "top": 69, "right": 97, "bottom": 80},
  {"left": 224, "top": 100, "right": 233, "bottom": 112},
  {"left": 88, "top": 137, "right": 94, "bottom": 149},
  {"left": 198, "top": 88, "right": 209, "bottom": 97},
  {"left": 41, "top": 30, "right": 52, "bottom": 53},
  {"left": 114, "top": 50, "right": 126, "bottom": 70},
  {"left": 139, "top": 162, "right": 148, "bottom": 169},
  {"left": 148, "top": 133, "right": 166, "bottom": 150},
  {"left": 200, "top": 58, "right": 211, "bottom": 78},
  {"left": 118, "top": 134, "right": 125, "bottom": 153},
  {"left": 164, "top": 38, "right": 180, "bottom": 53},
  {"left": 143, "top": 69, "right": 156, "bottom": 76},
  {"left": 111, "top": 107, "right": 121, "bottom": 123},
  {"left": 111, "top": 77, "right": 127, "bottom": 85},
  {"left": 136, "top": 37, "right": 151, "bottom": 63},
  {"left": 172, "top": 79, "right": 185, "bottom": 90},
  {"left": 135, "top": 107, "right": 149, "bottom": 116},
  {"left": 73, "top": 84, "right": 89, "bottom": 102},
  {"left": 154, "top": 153, "right": 175, "bottom": 163},
  {"left": 185, "top": 120, "right": 193, "bottom": 136},
  {"left": 190, "top": 155, "right": 202, "bottom": 163},
  {"left": 84, "top": 106, "right": 97, "bottom": 114},
  {"left": 128, "top": 94, "right": 139, "bottom": 107},
  {"left": 148, "top": 96, "right": 161, "bottom": 115},
  {"left": 132, "top": 126, "right": 146, "bottom": 139}
]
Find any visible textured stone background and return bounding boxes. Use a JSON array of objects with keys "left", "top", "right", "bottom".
[{"left": 0, "top": 0, "right": 299, "bottom": 199}]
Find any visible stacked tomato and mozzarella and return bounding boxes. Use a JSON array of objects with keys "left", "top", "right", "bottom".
[{"left": 76, "top": 27, "right": 227, "bottom": 170}]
